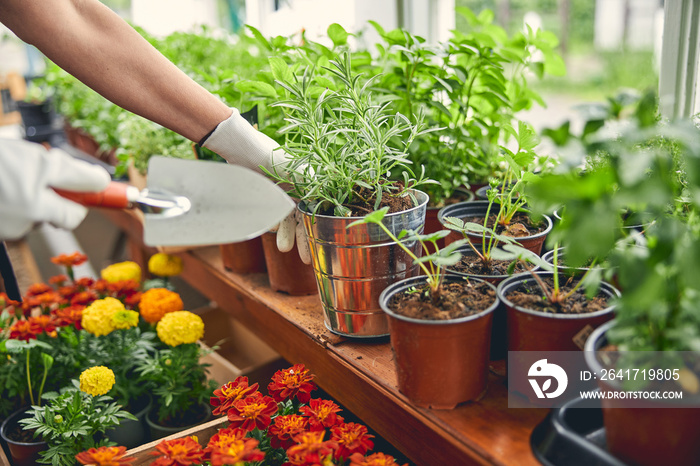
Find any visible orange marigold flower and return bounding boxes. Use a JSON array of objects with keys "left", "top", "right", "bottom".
[
  {"left": 28, "top": 315, "right": 58, "bottom": 337},
  {"left": 331, "top": 422, "right": 374, "bottom": 460},
  {"left": 92, "top": 279, "right": 110, "bottom": 294},
  {"left": 107, "top": 280, "right": 141, "bottom": 295},
  {"left": 151, "top": 436, "right": 204, "bottom": 466},
  {"left": 74, "top": 277, "right": 95, "bottom": 289},
  {"left": 139, "top": 288, "right": 183, "bottom": 324},
  {"left": 49, "top": 275, "right": 69, "bottom": 286},
  {"left": 300, "top": 398, "right": 344, "bottom": 431},
  {"left": 20, "top": 296, "right": 41, "bottom": 316},
  {"left": 71, "top": 290, "right": 98, "bottom": 307},
  {"left": 0, "top": 292, "right": 20, "bottom": 309},
  {"left": 269, "top": 414, "right": 309, "bottom": 450},
  {"left": 205, "top": 426, "right": 264, "bottom": 466},
  {"left": 227, "top": 392, "right": 278, "bottom": 432},
  {"left": 51, "top": 252, "right": 88, "bottom": 267},
  {"left": 53, "top": 305, "right": 84, "bottom": 329},
  {"left": 268, "top": 364, "right": 317, "bottom": 403},
  {"left": 26, "top": 283, "right": 52, "bottom": 297},
  {"left": 349, "top": 452, "right": 407, "bottom": 466},
  {"left": 9, "top": 319, "right": 41, "bottom": 341},
  {"left": 75, "top": 445, "right": 135, "bottom": 465},
  {"left": 210, "top": 377, "right": 259, "bottom": 416},
  {"left": 57, "top": 285, "right": 78, "bottom": 301},
  {"left": 286, "top": 430, "right": 338, "bottom": 466}
]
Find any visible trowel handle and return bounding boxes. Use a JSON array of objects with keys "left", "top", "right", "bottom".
[{"left": 54, "top": 182, "right": 138, "bottom": 209}]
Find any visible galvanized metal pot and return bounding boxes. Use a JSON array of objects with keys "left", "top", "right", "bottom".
[{"left": 299, "top": 190, "right": 429, "bottom": 337}]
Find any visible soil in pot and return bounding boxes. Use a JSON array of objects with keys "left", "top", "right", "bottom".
[
  {"left": 504, "top": 276, "right": 610, "bottom": 315},
  {"left": 0, "top": 408, "right": 47, "bottom": 466},
  {"left": 381, "top": 275, "right": 498, "bottom": 409},
  {"left": 449, "top": 253, "right": 529, "bottom": 277}
]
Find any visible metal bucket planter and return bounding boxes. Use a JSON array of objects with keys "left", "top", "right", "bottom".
[{"left": 299, "top": 190, "right": 429, "bottom": 337}]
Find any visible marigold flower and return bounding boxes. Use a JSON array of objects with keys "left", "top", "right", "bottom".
[
  {"left": 269, "top": 414, "right": 309, "bottom": 450},
  {"left": 49, "top": 275, "right": 69, "bottom": 286},
  {"left": 349, "top": 452, "right": 407, "bottom": 466},
  {"left": 75, "top": 445, "right": 135, "bottom": 465},
  {"left": 81, "top": 297, "right": 125, "bottom": 336},
  {"left": 0, "top": 292, "right": 20, "bottom": 309},
  {"left": 268, "top": 364, "right": 317, "bottom": 403},
  {"left": 74, "top": 277, "right": 95, "bottom": 289},
  {"left": 58, "top": 285, "right": 78, "bottom": 301},
  {"left": 151, "top": 436, "right": 204, "bottom": 466},
  {"left": 80, "top": 366, "right": 115, "bottom": 396},
  {"left": 286, "top": 430, "right": 338, "bottom": 466},
  {"left": 26, "top": 283, "right": 53, "bottom": 296},
  {"left": 226, "top": 392, "right": 278, "bottom": 432},
  {"left": 111, "top": 309, "right": 139, "bottom": 330},
  {"left": 331, "top": 422, "right": 374, "bottom": 460},
  {"left": 71, "top": 290, "right": 98, "bottom": 307},
  {"left": 101, "top": 261, "right": 141, "bottom": 284},
  {"left": 28, "top": 315, "right": 58, "bottom": 337},
  {"left": 139, "top": 288, "right": 183, "bottom": 323},
  {"left": 148, "top": 253, "right": 184, "bottom": 277},
  {"left": 124, "top": 292, "right": 142, "bottom": 309},
  {"left": 205, "top": 426, "right": 264, "bottom": 466},
  {"left": 156, "top": 311, "right": 204, "bottom": 346},
  {"left": 300, "top": 398, "right": 344, "bottom": 431},
  {"left": 9, "top": 319, "right": 41, "bottom": 341},
  {"left": 210, "top": 377, "right": 259, "bottom": 415},
  {"left": 53, "top": 305, "right": 84, "bottom": 329},
  {"left": 51, "top": 252, "right": 88, "bottom": 267},
  {"left": 93, "top": 279, "right": 110, "bottom": 294}
]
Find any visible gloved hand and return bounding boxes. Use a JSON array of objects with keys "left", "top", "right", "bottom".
[
  {"left": 0, "top": 139, "right": 111, "bottom": 240},
  {"left": 202, "top": 108, "right": 311, "bottom": 264}
]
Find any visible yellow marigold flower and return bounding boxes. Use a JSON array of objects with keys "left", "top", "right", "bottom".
[
  {"left": 82, "top": 297, "right": 124, "bottom": 336},
  {"left": 101, "top": 261, "right": 141, "bottom": 284},
  {"left": 111, "top": 309, "right": 139, "bottom": 330},
  {"left": 156, "top": 311, "right": 204, "bottom": 347},
  {"left": 148, "top": 253, "right": 183, "bottom": 277},
  {"left": 139, "top": 288, "right": 183, "bottom": 324},
  {"left": 80, "top": 366, "right": 115, "bottom": 396}
]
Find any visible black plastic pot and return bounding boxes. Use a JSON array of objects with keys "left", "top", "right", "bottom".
[
  {"left": 379, "top": 274, "right": 498, "bottom": 409},
  {"left": 146, "top": 402, "right": 212, "bottom": 441},
  {"left": 0, "top": 408, "right": 47, "bottom": 466},
  {"left": 584, "top": 321, "right": 700, "bottom": 466},
  {"left": 105, "top": 395, "right": 152, "bottom": 449},
  {"left": 437, "top": 200, "right": 553, "bottom": 255},
  {"left": 16, "top": 99, "right": 55, "bottom": 127}
]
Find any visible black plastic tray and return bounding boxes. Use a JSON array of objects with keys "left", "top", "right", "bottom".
[{"left": 530, "top": 396, "right": 627, "bottom": 466}]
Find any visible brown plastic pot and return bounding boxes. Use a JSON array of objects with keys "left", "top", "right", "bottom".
[
  {"left": 585, "top": 321, "right": 700, "bottom": 466},
  {"left": 437, "top": 200, "right": 552, "bottom": 255},
  {"left": 219, "top": 237, "right": 266, "bottom": 274},
  {"left": 0, "top": 408, "right": 47, "bottom": 466},
  {"left": 261, "top": 232, "right": 317, "bottom": 295},
  {"left": 498, "top": 272, "right": 619, "bottom": 399},
  {"left": 424, "top": 188, "right": 475, "bottom": 242},
  {"left": 379, "top": 274, "right": 498, "bottom": 409}
]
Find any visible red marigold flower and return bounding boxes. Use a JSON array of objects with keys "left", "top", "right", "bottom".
[
  {"left": 205, "top": 426, "right": 264, "bottom": 466},
  {"left": 53, "top": 305, "right": 85, "bottom": 329},
  {"left": 75, "top": 445, "right": 135, "bottom": 465},
  {"left": 57, "top": 285, "right": 79, "bottom": 301},
  {"left": 51, "top": 252, "right": 88, "bottom": 267},
  {"left": 28, "top": 315, "right": 58, "bottom": 337},
  {"left": 26, "top": 283, "right": 52, "bottom": 297},
  {"left": 269, "top": 414, "right": 309, "bottom": 450},
  {"left": 210, "top": 377, "right": 260, "bottom": 416},
  {"left": 71, "top": 290, "right": 98, "bottom": 307},
  {"left": 227, "top": 392, "right": 278, "bottom": 432},
  {"left": 49, "top": 275, "right": 69, "bottom": 286},
  {"left": 151, "top": 436, "right": 204, "bottom": 466},
  {"left": 268, "top": 364, "right": 317, "bottom": 403},
  {"left": 9, "top": 319, "right": 41, "bottom": 341},
  {"left": 108, "top": 280, "right": 140, "bottom": 295},
  {"left": 34, "top": 291, "right": 62, "bottom": 309},
  {"left": 331, "top": 422, "right": 374, "bottom": 460},
  {"left": 286, "top": 430, "right": 338, "bottom": 466},
  {"left": 300, "top": 398, "right": 344, "bottom": 431},
  {"left": 0, "top": 292, "right": 20, "bottom": 309},
  {"left": 348, "top": 452, "right": 408, "bottom": 466},
  {"left": 20, "top": 296, "right": 41, "bottom": 316},
  {"left": 93, "top": 279, "right": 110, "bottom": 294},
  {"left": 74, "top": 277, "right": 95, "bottom": 289},
  {"left": 123, "top": 291, "right": 142, "bottom": 309}
]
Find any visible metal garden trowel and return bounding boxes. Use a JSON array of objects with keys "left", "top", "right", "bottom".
[{"left": 55, "top": 156, "right": 295, "bottom": 247}]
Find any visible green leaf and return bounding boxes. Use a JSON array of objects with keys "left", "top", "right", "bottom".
[
  {"left": 327, "top": 23, "right": 349, "bottom": 47},
  {"left": 235, "top": 80, "right": 278, "bottom": 99},
  {"left": 269, "top": 56, "right": 293, "bottom": 83}
]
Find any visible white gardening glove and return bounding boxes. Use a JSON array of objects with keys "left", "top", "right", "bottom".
[
  {"left": 0, "top": 139, "right": 111, "bottom": 240},
  {"left": 202, "top": 108, "right": 311, "bottom": 264}
]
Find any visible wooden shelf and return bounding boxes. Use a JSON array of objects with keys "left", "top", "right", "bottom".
[{"left": 98, "top": 209, "right": 547, "bottom": 466}]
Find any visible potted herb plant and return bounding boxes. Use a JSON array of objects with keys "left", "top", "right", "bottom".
[
  {"left": 263, "top": 52, "right": 434, "bottom": 337},
  {"left": 351, "top": 208, "right": 497, "bottom": 408},
  {"left": 527, "top": 90, "right": 700, "bottom": 465}
]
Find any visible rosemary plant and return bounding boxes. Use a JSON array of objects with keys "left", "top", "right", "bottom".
[{"left": 263, "top": 52, "right": 436, "bottom": 217}]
